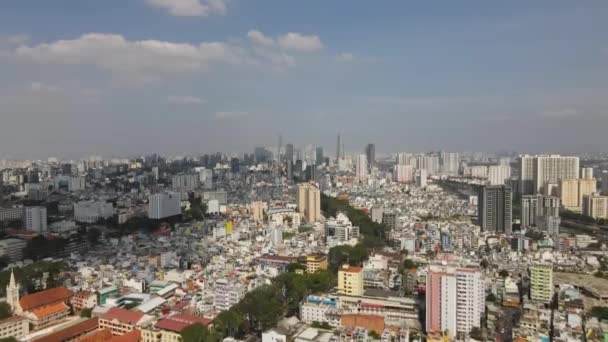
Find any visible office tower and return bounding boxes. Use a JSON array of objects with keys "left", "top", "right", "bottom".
[
  {"left": 581, "top": 167, "right": 594, "bottom": 180},
  {"left": 337, "top": 264, "right": 364, "bottom": 296},
  {"left": 355, "top": 154, "right": 368, "bottom": 183},
  {"left": 24, "top": 206, "right": 47, "bottom": 233},
  {"left": 441, "top": 152, "right": 459, "bottom": 175},
  {"left": 286, "top": 161, "right": 293, "bottom": 180},
  {"left": 230, "top": 158, "right": 240, "bottom": 173},
  {"left": 315, "top": 147, "right": 324, "bottom": 166},
  {"left": 285, "top": 143, "right": 294, "bottom": 164},
  {"left": 254, "top": 147, "right": 271, "bottom": 163},
  {"left": 296, "top": 182, "right": 321, "bottom": 223},
  {"left": 601, "top": 172, "right": 608, "bottom": 194},
  {"left": 488, "top": 165, "right": 511, "bottom": 185},
  {"left": 152, "top": 166, "right": 159, "bottom": 180},
  {"left": 305, "top": 165, "right": 317, "bottom": 182},
  {"left": 582, "top": 193, "right": 608, "bottom": 219},
  {"left": 521, "top": 195, "right": 539, "bottom": 227},
  {"left": 148, "top": 192, "right": 182, "bottom": 219},
  {"left": 393, "top": 164, "right": 414, "bottom": 183},
  {"left": 530, "top": 264, "right": 553, "bottom": 303},
  {"left": 540, "top": 196, "right": 561, "bottom": 218},
  {"left": 336, "top": 134, "right": 341, "bottom": 162},
  {"left": 519, "top": 155, "right": 580, "bottom": 194},
  {"left": 559, "top": 178, "right": 597, "bottom": 212},
  {"left": 478, "top": 185, "right": 512, "bottom": 234},
  {"left": 277, "top": 133, "right": 282, "bottom": 162},
  {"left": 269, "top": 227, "right": 283, "bottom": 247},
  {"left": 426, "top": 264, "right": 484, "bottom": 339},
  {"left": 365, "top": 143, "right": 375, "bottom": 170},
  {"left": 416, "top": 169, "right": 427, "bottom": 187}
]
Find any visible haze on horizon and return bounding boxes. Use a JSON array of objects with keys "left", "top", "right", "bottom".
[{"left": 1, "top": 0, "right": 607, "bottom": 159}]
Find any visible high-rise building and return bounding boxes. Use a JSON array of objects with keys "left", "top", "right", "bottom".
[
  {"left": 393, "top": 164, "right": 414, "bottom": 183},
  {"left": 519, "top": 155, "right": 580, "bottom": 194},
  {"left": 559, "top": 178, "right": 597, "bottom": 212},
  {"left": 488, "top": 165, "right": 511, "bottom": 185},
  {"left": 24, "top": 206, "right": 47, "bottom": 233},
  {"left": 581, "top": 167, "right": 594, "bottom": 180},
  {"left": 336, "top": 134, "right": 341, "bottom": 162},
  {"left": 315, "top": 147, "right": 324, "bottom": 166},
  {"left": 365, "top": 143, "right": 375, "bottom": 170},
  {"left": 530, "top": 264, "right": 553, "bottom": 303},
  {"left": 478, "top": 185, "right": 512, "bottom": 234},
  {"left": 74, "top": 201, "right": 114, "bottom": 223},
  {"left": 148, "top": 192, "right": 181, "bottom": 219},
  {"left": 440, "top": 152, "right": 459, "bottom": 175},
  {"left": 416, "top": 169, "right": 427, "bottom": 187},
  {"left": 171, "top": 173, "right": 200, "bottom": 192},
  {"left": 521, "top": 195, "right": 539, "bottom": 228},
  {"left": 396, "top": 152, "right": 414, "bottom": 166},
  {"left": 68, "top": 176, "right": 86, "bottom": 192},
  {"left": 337, "top": 264, "right": 364, "bottom": 296},
  {"left": 355, "top": 154, "right": 368, "bottom": 183},
  {"left": 285, "top": 144, "right": 294, "bottom": 164},
  {"left": 582, "top": 193, "right": 608, "bottom": 219},
  {"left": 296, "top": 183, "right": 321, "bottom": 223},
  {"left": 421, "top": 155, "right": 440, "bottom": 176},
  {"left": 601, "top": 172, "right": 608, "bottom": 194},
  {"left": 426, "top": 264, "right": 484, "bottom": 339}
]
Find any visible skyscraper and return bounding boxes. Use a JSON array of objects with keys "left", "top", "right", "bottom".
[
  {"left": 426, "top": 264, "right": 484, "bottom": 339},
  {"left": 488, "top": 165, "right": 511, "bottom": 185},
  {"left": 519, "top": 155, "right": 580, "bottom": 194},
  {"left": 296, "top": 182, "right": 321, "bottom": 223},
  {"left": 365, "top": 143, "right": 375, "bottom": 170},
  {"left": 441, "top": 152, "right": 459, "bottom": 175},
  {"left": 25, "top": 206, "right": 47, "bottom": 233},
  {"left": 559, "top": 178, "right": 597, "bottom": 212},
  {"left": 521, "top": 195, "right": 539, "bottom": 228},
  {"left": 315, "top": 147, "right": 324, "bottom": 166},
  {"left": 336, "top": 134, "right": 341, "bottom": 162},
  {"left": 478, "top": 185, "right": 512, "bottom": 233},
  {"left": 355, "top": 154, "right": 368, "bottom": 183},
  {"left": 285, "top": 143, "right": 294, "bottom": 164}
]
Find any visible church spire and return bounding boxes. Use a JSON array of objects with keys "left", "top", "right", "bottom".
[{"left": 6, "top": 269, "right": 21, "bottom": 314}]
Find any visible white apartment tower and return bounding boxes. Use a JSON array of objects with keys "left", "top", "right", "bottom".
[
  {"left": 25, "top": 206, "right": 47, "bottom": 233},
  {"left": 355, "top": 154, "right": 368, "bottom": 183},
  {"left": 519, "top": 155, "right": 579, "bottom": 194}
]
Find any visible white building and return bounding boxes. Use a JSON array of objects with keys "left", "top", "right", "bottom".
[
  {"left": 393, "top": 164, "right": 414, "bottom": 183},
  {"left": 148, "top": 192, "right": 181, "bottom": 219},
  {"left": 355, "top": 154, "right": 368, "bottom": 183},
  {"left": 441, "top": 152, "right": 459, "bottom": 175},
  {"left": 520, "top": 155, "right": 579, "bottom": 194},
  {"left": 426, "top": 264, "right": 484, "bottom": 339},
  {"left": 488, "top": 165, "right": 511, "bottom": 186},
  {"left": 25, "top": 206, "right": 47, "bottom": 233},
  {"left": 0, "top": 239, "right": 27, "bottom": 261},
  {"left": 262, "top": 330, "right": 287, "bottom": 342},
  {"left": 213, "top": 279, "right": 245, "bottom": 312},
  {"left": 171, "top": 173, "right": 199, "bottom": 192},
  {"left": 325, "top": 212, "right": 359, "bottom": 245},
  {"left": 416, "top": 169, "right": 427, "bottom": 188},
  {"left": 74, "top": 201, "right": 114, "bottom": 223}
]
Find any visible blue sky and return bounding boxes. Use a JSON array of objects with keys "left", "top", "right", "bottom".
[{"left": 1, "top": 0, "right": 607, "bottom": 158}]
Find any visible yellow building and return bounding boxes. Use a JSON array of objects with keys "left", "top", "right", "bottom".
[
  {"left": 530, "top": 264, "right": 553, "bottom": 303},
  {"left": 297, "top": 182, "right": 321, "bottom": 223},
  {"left": 0, "top": 316, "right": 29, "bottom": 340},
  {"left": 559, "top": 178, "right": 596, "bottom": 212},
  {"left": 306, "top": 254, "right": 328, "bottom": 273},
  {"left": 582, "top": 193, "right": 608, "bottom": 219},
  {"left": 249, "top": 201, "right": 266, "bottom": 222},
  {"left": 338, "top": 264, "right": 364, "bottom": 296}
]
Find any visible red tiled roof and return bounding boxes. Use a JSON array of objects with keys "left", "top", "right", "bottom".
[
  {"left": 32, "top": 318, "right": 99, "bottom": 342},
  {"left": 31, "top": 302, "right": 69, "bottom": 319},
  {"left": 154, "top": 314, "right": 212, "bottom": 333},
  {"left": 109, "top": 329, "right": 141, "bottom": 342},
  {"left": 341, "top": 266, "right": 363, "bottom": 273},
  {"left": 20, "top": 287, "right": 74, "bottom": 311},
  {"left": 101, "top": 308, "right": 144, "bottom": 325}
]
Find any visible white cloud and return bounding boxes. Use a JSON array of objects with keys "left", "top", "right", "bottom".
[
  {"left": 335, "top": 52, "right": 355, "bottom": 62},
  {"left": 278, "top": 33, "right": 323, "bottom": 52},
  {"left": 168, "top": 95, "right": 207, "bottom": 105},
  {"left": 214, "top": 111, "right": 248, "bottom": 119},
  {"left": 29, "top": 82, "right": 64, "bottom": 93},
  {"left": 539, "top": 108, "right": 582, "bottom": 119},
  {"left": 15, "top": 33, "right": 243, "bottom": 76},
  {"left": 145, "top": 0, "right": 228, "bottom": 17},
  {"left": 247, "top": 30, "right": 274, "bottom": 47}
]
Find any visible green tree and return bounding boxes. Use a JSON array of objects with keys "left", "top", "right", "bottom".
[
  {"left": 480, "top": 259, "right": 489, "bottom": 269},
  {"left": 368, "top": 330, "right": 381, "bottom": 339},
  {"left": 498, "top": 269, "right": 509, "bottom": 278},
  {"left": 402, "top": 259, "right": 417, "bottom": 271},
  {"left": 80, "top": 308, "right": 93, "bottom": 318},
  {"left": 0, "top": 302, "right": 11, "bottom": 319},
  {"left": 213, "top": 309, "right": 243, "bottom": 337},
  {"left": 590, "top": 306, "right": 608, "bottom": 321},
  {"left": 0, "top": 337, "right": 18, "bottom": 342},
  {"left": 469, "top": 327, "right": 483, "bottom": 340},
  {"left": 181, "top": 323, "right": 216, "bottom": 342},
  {"left": 486, "top": 293, "right": 497, "bottom": 303}
]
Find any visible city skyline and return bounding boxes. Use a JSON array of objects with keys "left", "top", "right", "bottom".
[{"left": 1, "top": 1, "right": 608, "bottom": 157}]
